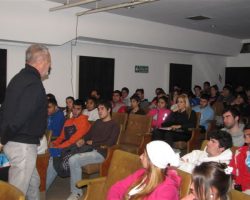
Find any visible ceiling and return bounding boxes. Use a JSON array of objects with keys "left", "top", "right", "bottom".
[{"left": 49, "top": 0, "right": 250, "bottom": 40}]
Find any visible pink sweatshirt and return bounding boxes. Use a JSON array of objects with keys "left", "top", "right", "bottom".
[
  {"left": 148, "top": 108, "right": 171, "bottom": 128},
  {"left": 107, "top": 168, "right": 181, "bottom": 200}
]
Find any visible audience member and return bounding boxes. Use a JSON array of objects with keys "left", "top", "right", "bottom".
[
  {"left": 231, "top": 92, "right": 250, "bottom": 117},
  {"left": 127, "top": 94, "right": 145, "bottom": 115},
  {"left": 217, "top": 84, "right": 235, "bottom": 106},
  {"left": 67, "top": 100, "right": 120, "bottom": 200},
  {"left": 229, "top": 124, "right": 250, "bottom": 194},
  {"left": 152, "top": 94, "right": 196, "bottom": 147},
  {"left": 209, "top": 84, "right": 220, "bottom": 106},
  {"left": 190, "top": 85, "right": 202, "bottom": 106},
  {"left": 193, "top": 93, "right": 214, "bottom": 131},
  {"left": 136, "top": 88, "right": 150, "bottom": 111},
  {"left": 203, "top": 81, "right": 211, "bottom": 95},
  {"left": 121, "top": 87, "right": 130, "bottom": 106},
  {"left": 179, "top": 130, "right": 232, "bottom": 173},
  {"left": 111, "top": 90, "right": 126, "bottom": 113},
  {"left": 51, "top": 99, "right": 90, "bottom": 149},
  {"left": 47, "top": 98, "right": 65, "bottom": 137},
  {"left": 221, "top": 106, "right": 245, "bottom": 147},
  {"left": 107, "top": 141, "right": 180, "bottom": 200},
  {"left": 47, "top": 93, "right": 56, "bottom": 100},
  {"left": 150, "top": 88, "right": 166, "bottom": 108},
  {"left": 182, "top": 162, "right": 232, "bottom": 200},
  {"left": 64, "top": 96, "right": 74, "bottom": 119},
  {"left": 148, "top": 96, "right": 171, "bottom": 129},
  {"left": 82, "top": 97, "right": 99, "bottom": 121},
  {"left": 90, "top": 89, "right": 101, "bottom": 100},
  {"left": 46, "top": 99, "right": 91, "bottom": 190}
]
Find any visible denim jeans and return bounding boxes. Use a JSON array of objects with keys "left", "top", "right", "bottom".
[
  {"left": 4, "top": 141, "right": 40, "bottom": 200},
  {"left": 46, "top": 157, "right": 58, "bottom": 191},
  {"left": 69, "top": 150, "right": 104, "bottom": 195}
]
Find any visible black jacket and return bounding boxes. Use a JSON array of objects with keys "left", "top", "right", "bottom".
[{"left": 0, "top": 64, "right": 47, "bottom": 145}]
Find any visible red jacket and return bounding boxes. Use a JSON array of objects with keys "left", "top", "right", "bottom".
[
  {"left": 229, "top": 145, "right": 250, "bottom": 191},
  {"left": 52, "top": 115, "right": 90, "bottom": 148}
]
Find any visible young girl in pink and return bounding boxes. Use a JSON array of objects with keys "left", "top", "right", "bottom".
[{"left": 148, "top": 96, "right": 171, "bottom": 129}]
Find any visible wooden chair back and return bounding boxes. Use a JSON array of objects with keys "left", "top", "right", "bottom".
[
  {"left": 117, "top": 114, "right": 152, "bottom": 154},
  {"left": 111, "top": 112, "right": 128, "bottom": 133},
  {"left": 103, "top": 150, "right": 142, "bottom": 198},
  {"left": 36, "top": 152, "right": 50, "bottom": 192},
  {"left": 229, "top": 189, "right": 250, "bottom": 200},
  {"left": 0, "top": 181, "right": 25, "bottom": 200},
  {"left": 176, "top": 169, "right": 192, "bottom": 199}
]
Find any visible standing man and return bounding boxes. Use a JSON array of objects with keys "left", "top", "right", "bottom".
[{"left": 0, "top": 44, "right": 51, "bottom": 200}]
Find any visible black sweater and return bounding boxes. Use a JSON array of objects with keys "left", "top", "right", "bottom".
[
  {"left": 161, "top": 110, "right": 197, "bottom": 131},
  {"left": 0, "top": 65, "right": 47, "bottom": 145}
]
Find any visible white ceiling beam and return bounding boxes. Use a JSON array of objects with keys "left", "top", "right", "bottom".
[
  {"left": 49, "top": 0, "right": 96, "bottom": 12},
  {"left": 76, "top": 0, "right": 158, "bottom": 16}
]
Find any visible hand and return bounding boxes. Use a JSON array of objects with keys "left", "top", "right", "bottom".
[
  {"left": 171, "top": 125, "right": 181, "bottom": 130},
  {"left": 76, "top": 139, "right": 85, "bottom": 147},
  {"left": 86, "top": 140, "right": 93, "bottom": 145}
]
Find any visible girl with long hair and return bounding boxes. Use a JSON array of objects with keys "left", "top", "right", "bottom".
[
  {"left": 107, "top": 141, "right": 180, "bottom": 200},
  {"left": 182, "top": 161, "right": 232, "bottom": 200},
  {"left": 152, "top": 94, "right": 197, "bottom": 146}
]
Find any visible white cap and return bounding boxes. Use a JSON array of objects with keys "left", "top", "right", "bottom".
[{"left": 146, "top": 141, "right": 180, "bottom": 168}]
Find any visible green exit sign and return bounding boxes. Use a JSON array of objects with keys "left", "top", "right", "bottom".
[{"left": 135, "top": 65, "right": 149, "bottom": 73}]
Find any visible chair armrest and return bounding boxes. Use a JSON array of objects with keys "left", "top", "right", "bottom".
[
  {"left": 76, "top": 176, "right": 107, "bottom": 188},
  {"left": 100, "top": 145, "right": 120, "bottom": 176}
]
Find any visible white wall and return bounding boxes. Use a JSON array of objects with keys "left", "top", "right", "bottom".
[
  {"left": 0, "top": 41, "right": 226, "bottom": 106},
  {"left": 227, "top": 53, "right": 250, "bottom": 67},
  {"left": 0, "top": 0, "right": 242, "bottom": 56}
]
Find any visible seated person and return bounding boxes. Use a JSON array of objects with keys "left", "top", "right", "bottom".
[
  {"left": 152, "top": 94, "right": 196, "bottom": 147},
  {"left": 192, "top": 94, "right": 214, "bottom": 132},
  {"left": 229, "top": 124, "right": 250, "bottom": 194},
  {"left": 82, "top": 97, "right": 99, "bottom": 121},
  {"left": 107, "top": 141, "right": 180, "bottom": 200},
  {"left": 52, "top": 99, "right": 90, "bottom": 149},
  {"left": 46, "top": 99, "right": 90, "bottom": 190},
  {"left": 64, "top": 96, "right": 75, "bottom": 119},
  {"left": 217, "top": 84, "right": 235, "bottom": 106},
  {"left": 231, "top": 92, "right": 250, "bottom": 118},
  {"left": 136, "top": 88, "right": 150, "bottom": 112},
  {"left": 179, "top": 130, "right": 233, "bottom": 173},
  {"left": 150, "top": 88, "right": 166, "bottom": 109},
  {"left": 111, "top": 90, "right": 126, "bottom": 113},
  {"left": 121, "top": 87, "right": 130, "bottom": 106},
  {"left": 47, "top": 98, "right": 65, "bottom": 138},
  {"left": 221, "top": 106, "right": 245, "bottom": 147},
  {"left": 148, "top": 96, "right": 171, "bottom": 129},
  {"left": 127, "top": 94, "right": 145, "bottom": 115},
  {"left": 190, "top": 85, "right": 202, "bottom": 107},
  {"left": 67, "top": 100, "right": 120, "bottom": 200},
  {"left": 182, "top": 162, "right": 232, "bottom": 200}
]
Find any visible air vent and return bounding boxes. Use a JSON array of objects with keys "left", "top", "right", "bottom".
[
  {"left": 240, "top": 43, "right": 250, "bottom": 53},
  {"left": 187, "top": 15, "right": 211, "bottom": 20}
]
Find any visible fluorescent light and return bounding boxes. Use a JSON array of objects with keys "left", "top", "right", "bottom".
[
  {"left": 76, "top": 0, "right": 158, "bottom": 16},
  {"left": 49, "top": 0, "right": 96, "bottom": 12}
]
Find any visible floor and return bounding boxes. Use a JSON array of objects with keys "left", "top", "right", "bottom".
[{"left": 46, "top": 176, "right": 71, "bottom": 200}]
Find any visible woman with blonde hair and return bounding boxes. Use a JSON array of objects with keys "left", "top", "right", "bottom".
[
  {"left": 152, "top": 94, "right": 196, "bottom": 147},
  {"left": 182, "top": 161, "right": 232, "bottom": 200},
  {"left": 107, "top": 141, "right": 180, "bottom": 200}
]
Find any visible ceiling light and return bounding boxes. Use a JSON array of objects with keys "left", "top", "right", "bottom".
[
  {"left": 76, "top": 0, "right": 159, "bottom": 16},
  {"left": 49, "top": 0, "right": 97, "bottom": 12}
]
